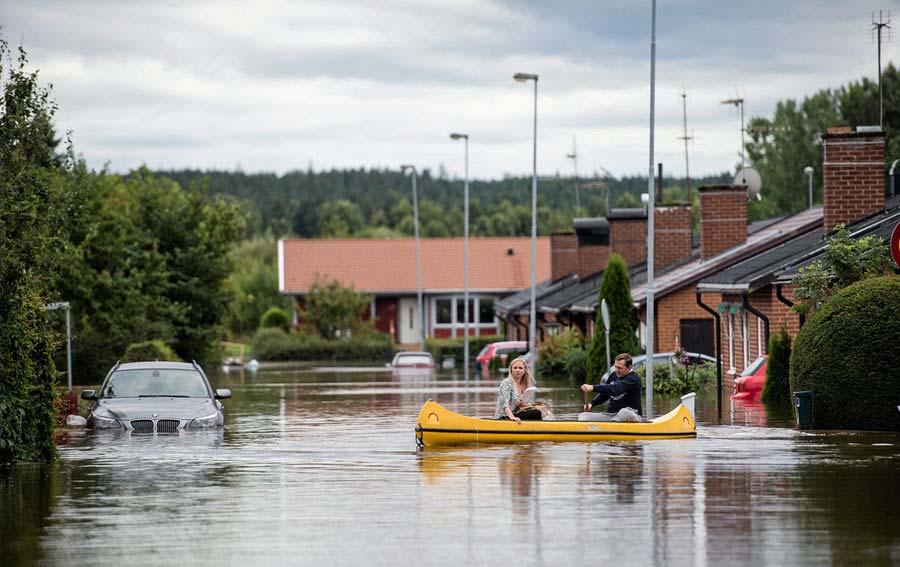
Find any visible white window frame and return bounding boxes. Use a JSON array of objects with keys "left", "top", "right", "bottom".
[{"left": 430, "top": 295, "right": 498, "bottom": 335}]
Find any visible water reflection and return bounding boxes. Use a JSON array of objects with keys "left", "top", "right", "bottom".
[{"left": 1, "top": 367, "right": 897, "bottom": 566}]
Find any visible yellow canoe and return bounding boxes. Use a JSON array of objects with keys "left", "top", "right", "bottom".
[{"left": 415, "top": 393, "right": 697, "bottom": 447}]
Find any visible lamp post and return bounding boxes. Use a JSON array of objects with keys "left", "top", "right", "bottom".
[
  {"left": 804, "top": 166, "right": 814, "bottom": 209},
  {"left": 401, "top": 164, "right": 425, "bottom": 350},
  {"left": 450, "top": 132, "right": 470, "bottom": 381},
  {"left": 513, "top": 72, "right": 539, "bottom": 363},
  {"left": 45, "top": 302, "right": 72, "bottom": 391}
]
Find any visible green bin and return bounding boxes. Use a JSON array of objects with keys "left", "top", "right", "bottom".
[{"left": 794, "top": 391, "right": 814, "bottom": 429}]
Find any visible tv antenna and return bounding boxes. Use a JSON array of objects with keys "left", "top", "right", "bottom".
[
  {"left": 566, "top": 135, "right": 580, "bottom": 210},
  {"left": 721, "top": 91, "right": 746, "bottom": 184},
  {"left": 677, "top": 88, "right": 695, "bottom": 202},
  {"left": 872, "top": 10, "right": 892, "bottom": 129}
]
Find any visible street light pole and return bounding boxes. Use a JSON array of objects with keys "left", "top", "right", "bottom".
[
  {"left": 401, "top": 164, "right": 425, "bottom": 350},
  {"left": 450, "top": 133, "right": 470, "bottom": 381},
  {"left": 514, "top": 72, "right": 539, "bottom": 363},
  {"left": 804, "top": 166, "right": 814, "bottom": 209},
  {"left": 721, "top": 97, "right": 746, "bottom": 181}
]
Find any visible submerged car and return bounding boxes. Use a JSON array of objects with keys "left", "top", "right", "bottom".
[
  {"left": 387, "top": 351, "right": 436, "bottom": 369},
  {"left": 475, "top": 340, "right": 528, "bottom": 377},
  {"left": 732, "top": 355, "right": 768, "bottom": 401},
  {"left": 598, "top": 351, "right": 717, "bottom": 383},
  {"left": 81, "top": 361, "right": 231, "bottom": 432}
]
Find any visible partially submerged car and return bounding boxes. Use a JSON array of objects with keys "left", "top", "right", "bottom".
[
  {"left": 387, "top": 351, "right": 436, "bottom": 369},
  {"left": 475, "top": 340, "right": 528, "bottom": 378},
  {"left": 732, "top": 355, "right": 768, "bottom": 401},
  {"left": 81, "top": 361, "right": 231, "bottom": 432}
]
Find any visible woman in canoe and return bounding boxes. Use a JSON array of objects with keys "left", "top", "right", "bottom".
[{"left": 495, "top": 357, "right": 543, "bottom": 423}]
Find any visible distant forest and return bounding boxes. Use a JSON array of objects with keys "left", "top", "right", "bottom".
[{"left": 154, "top": 168, "right": 731, "bottom": 239}]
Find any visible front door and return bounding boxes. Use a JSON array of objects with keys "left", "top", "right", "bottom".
[{"left": 399, "top": 297, "right": 421, "bottom": 345}]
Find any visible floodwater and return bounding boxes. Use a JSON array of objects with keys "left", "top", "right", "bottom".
[{"left": 2, "top": 366, "right": 899, "bottom": 566}]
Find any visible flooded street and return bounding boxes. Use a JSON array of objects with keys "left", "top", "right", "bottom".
[{"left": 3, "top": 367, "right": 899, "bottom": 566}]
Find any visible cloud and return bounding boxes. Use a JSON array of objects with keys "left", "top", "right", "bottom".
[{"left": 2, "top": 0, "right": 895, "bottom": 180}]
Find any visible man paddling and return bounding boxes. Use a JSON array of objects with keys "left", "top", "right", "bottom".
[{"left": 578, "top": 353, "right": 642, "bottom": 422}]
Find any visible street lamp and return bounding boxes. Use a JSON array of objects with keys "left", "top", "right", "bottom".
[
  {"left": 513, "top": 72, "right": 539, "bottom": 363},
  {"left": 804, "top": 166, "right": 814, "bottom": 209},
  {"left": 450, "top": 132, "right": 470, "bottom": 382},
  {"left": 400, "top": 164, "right": 425, "bottom": 350}
]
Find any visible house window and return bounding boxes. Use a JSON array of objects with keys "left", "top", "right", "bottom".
[
  {"left": 479, "top": 298, "right": 495, "bottom": 324},
  {"left": 680, "top": 319, "right": 714, "bottom": 357},
  {"left": 456, "top": 298, "right": 475, "bottom": 325},
  {"left": 436, "top": 299, "right": 452, "bottom": 325}
]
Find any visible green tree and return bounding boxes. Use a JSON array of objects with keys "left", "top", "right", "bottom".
[
  {"left": 319, "top": 199, "right": 363, "bottom": 238},
  {"left": 761, "top": 327, "right": 791, "bottom": 407},
  {"left": 0, "top": 37, "right": 65, "bottom": 462},
  {"left": 226, "top": 235, "right": 293, "bottom": 337},
  {"left": 615, "top": 192, "right": 641, "bottom": 208},
  {"left": 586, "top": 254, "right": 640, "bottom": 379},
  {"left": 260, "top": 306, "right": 291, "bottom": 331},
  {"left": 300, "top": 276, "right": 373, "bottom": 339},
  {"left": 792, "top": 225, "right": 893, "bottom": 316}
]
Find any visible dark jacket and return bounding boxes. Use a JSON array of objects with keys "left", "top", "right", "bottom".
[{"left": 589, "top": 370, "right": 642, "bottom": 415}]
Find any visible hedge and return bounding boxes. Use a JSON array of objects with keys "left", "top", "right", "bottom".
[
  {"left": 122, "top": 340, "right": 182, "bottom": 363},
  {"left": 761, "top": 327, "right": 791, "bottom": 407},
  {"left": 251, "top": 328, "right": 394, "bottom": 362},
  {"left": 790, "top": 275, "right": 900, "bottom": 431},
  {"left": 259, "top": 306, "right": 291, "bottom": 331}
]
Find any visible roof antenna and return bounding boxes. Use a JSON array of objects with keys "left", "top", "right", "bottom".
[
  {"left": 677, "top": 88, "right": 695, "bottom": 204},
  {"left": 566, "top": 135, "right": 580, "bottom": 210},
  {"left": 872, "top": 10, "right": 892, "bottom": 129}
]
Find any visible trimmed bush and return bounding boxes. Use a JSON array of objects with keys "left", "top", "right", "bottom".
[
  {"left": 122, "top": 340, "right": 182, "bottom": 363},
  {"left": 761, "top": 327, "right": 791, "bottom": 407},
  {"left": 790, "top": 275, "right": 900, "bottom": 431},
  {"left": 260, "top": 306, "right": 291, "bottom": 331},
  {"left": 565, "top": 347, "right": 589, "bottom": 384},
  {"left": 425, "top": 335, "right": 504, "bottom": 366},
  {"left": 251, "top": 328, "right": 394, "bottom": 362},
  {"left": 635, "top": 358, "right": 716, "bottom": 397}
]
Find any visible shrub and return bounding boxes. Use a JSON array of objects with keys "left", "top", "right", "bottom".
[
  {"left": 761, "top": 327, "right": 791, "bottom": 407},
  {"left": 122, "top": 340, "right": 182, "bottom": 363},
  {"left": 537, "top": 329, "right": 584, "bottom": 380},
  {"left": 565, "top": 347, "right": 589, "bottom": 384},
  {"left": 425, "top": 335, "right": 504, "bottom": 366},
  {"left": 260, "top": 306, "right": 291, "bottom": 331},
  {"left": 635, "top": 357, "right": 716, "bottom": 397},
  {"left": 250, "top": 328, "right": 394, "bottom": 362},
  {"left": 790, "top": 275, "right": 900, "bottom": 431}
]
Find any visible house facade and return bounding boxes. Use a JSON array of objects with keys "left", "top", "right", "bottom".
[{"left": 279, "top": 237, "right": 551, "bottom": 345}]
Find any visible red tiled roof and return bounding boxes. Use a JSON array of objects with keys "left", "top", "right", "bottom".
[{"left": 280, "top": 237, "right": 551, "bottom": 294}]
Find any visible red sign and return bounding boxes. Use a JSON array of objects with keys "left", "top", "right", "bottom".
[{"left": 892, "top": 222, "right": 900, "bottom": 268}]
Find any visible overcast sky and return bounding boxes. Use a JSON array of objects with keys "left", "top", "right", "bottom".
[{"left": 2, "top": 0, "right": 897, "bottom": 180}]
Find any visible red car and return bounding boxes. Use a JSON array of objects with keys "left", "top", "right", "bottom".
[
  {"left": 732, "top": 355, "right": 768, "bottom": 401},
  {"left": 475, "top": 341, "right": 527, "bottom": 378}
]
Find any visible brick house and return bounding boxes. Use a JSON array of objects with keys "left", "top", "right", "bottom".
[
  {"left": 697, "top": 127, "right": 897, "bottom": 379},
  {"left": 279, "top": 237, "right": 551, "bottom": 345}
]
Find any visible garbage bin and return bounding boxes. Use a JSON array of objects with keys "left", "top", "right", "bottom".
[{"left": 794, "top": 391, "right": 814, "bottom": 429}]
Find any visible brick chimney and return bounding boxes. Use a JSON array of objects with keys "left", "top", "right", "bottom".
[
  {"left": 572, "top": 218, "right": 610, "bottom": 277},
  {"left": 654, "top": 205, "right": 692, "bottom": 270},
  {"left": 822, "top": 126, "right": 885, "bottom": 235},
  {"left": 608, "top": 209, "right": 647, "bottom": 267},
  {"left": 699, "top": 185, "right": 747, "bottom": 259},
  {"left": 550, "top": 233, "right": 577, "bottom": 280}
]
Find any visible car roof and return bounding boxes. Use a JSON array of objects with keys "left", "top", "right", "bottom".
[
  {"left": 116, "top": 361, "right": 200, "bottom": 371},
  {"left": 396, "top": 351, "right": 433, "bottom": 357},
  {"left": 489, "top": 341, "right": 527, "bottom": 348}
]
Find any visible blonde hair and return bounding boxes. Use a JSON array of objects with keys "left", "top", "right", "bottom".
[{"left": 508, "top": 357, "right": 532, "bottom": 389}]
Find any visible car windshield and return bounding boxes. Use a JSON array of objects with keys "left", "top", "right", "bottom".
[
  {"left": 740, "top": 356, "right": 767, "bottom": 377},
  {"left": 395, "top": 354, "right": 432, "bottom": 366},
  {"left": 100, "top": 369, "right": 209, "bottom": 398}
]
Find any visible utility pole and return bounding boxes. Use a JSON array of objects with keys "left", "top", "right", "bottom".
[
  {"left": 566, "top": 135, "right": 580, "bottom": 210},
  {"left": 721, "top": 95, "right": 746, "bottom": 182},
  {"left": 678, "top": 89, "right": 694, "bottom": 203},
  {"left": 872, "top": 10, "right": 892, "bottom": 129}
]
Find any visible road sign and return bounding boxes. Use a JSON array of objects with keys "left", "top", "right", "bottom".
[
  {"left": 600, "top": 299, "right": 610, "bottom": 332},
  {"left": 892, "top": 222, "right": 900, "bottom": 268}
]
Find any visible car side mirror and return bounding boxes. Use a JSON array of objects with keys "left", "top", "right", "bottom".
[
  {"left": 215, "top": 389, "right": 232, "bottom": 400},
  {"left": 80, "top": 390, "right": 97, "bottom": 400}
]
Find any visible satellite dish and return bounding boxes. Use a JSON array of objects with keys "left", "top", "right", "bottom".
[{"left": 733, "top": 167, "right": 762, "bottom": 201}]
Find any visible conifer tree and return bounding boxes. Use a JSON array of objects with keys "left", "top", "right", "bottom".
[
  {"left": 586, "top": 254, "right": 639, "bottom": 379},
  {"left": 762, "top": 327, "right": 792, "bottom": 407}
]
